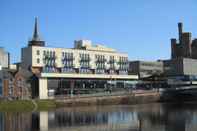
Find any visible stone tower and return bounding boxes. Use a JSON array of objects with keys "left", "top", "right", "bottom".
[{"left": 171, "top": 22, "right": 192, "bottom": 59}]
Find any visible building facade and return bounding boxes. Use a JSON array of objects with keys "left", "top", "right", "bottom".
[
  {"left": 21, "top": 18, "right": 138, "bottom": 99},
  {"left": 0, "top": 69, "right": 31, "bottom": 99},
  {"left": 22, "top": 39, "right": 129, "bottom": 76},
  {"left": 0, "top": 69, "right": 14, "bottom": 98},
  {"left": 164, "top": 58, "right": 197, "bottom": 76},
  {"left": 129, "top": 61, "right": 163, "bottom": 79},
  {"left": 163, "top": 22, "right": 197, "bottom": 84}
]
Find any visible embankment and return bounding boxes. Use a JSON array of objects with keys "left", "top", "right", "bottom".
[
  {"left": 55, "top": 91, "right": 161, "bottom": 107},
  {"left": 0, "top": 91, "right": 161, "bottom": 111}
]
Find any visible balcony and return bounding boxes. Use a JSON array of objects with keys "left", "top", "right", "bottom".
[
  {"left": 44, "top": 59, "right": 56, "bottom": 67},
  {"left": 80, "top": 57, "right": 91, "bottom": 62},
  {"left": 117, "top": 61, "right": 128, "bottom": 65},
  {"left": 44, "top": 54, "right": 56, "bottom": 60},
  {"left": 63, "top": 64, "right": 74, "bottom": 68},
  {"left": 109, "top": 59, "right": 116, "bottom": 63},
  {"left": 42, "top": 66, "right": 58, "bottom": 73},
  {"left": 96, "top": 64, "right": 105, "bottom": 70},
  {"left": 96, "top": 58, "right": 106, "bottom": 63},
  {"left": 61, "top": 67, "right": 75, "bottom": 73},
  {"left": 80, "top": 65, "right": 91, "bottom": 69},
  {"left": 62, "top": 56, "right": 74, "bottom": 61},
  {"left": 95, "top": 69, "right": 105, "bottom": 74},
  {"left": 119, "top": 70, "right": 128, "bottom": 75},
  {"left": 79, "top": 68, "right": 92, "bottom": 74}
]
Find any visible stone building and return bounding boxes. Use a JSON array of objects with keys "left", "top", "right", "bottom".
[
  {"left": 13, "top": 69, "right": 32, "bottom": 99},
  {"left": 0, "top": 69, "right": 14, "bottom": 98},
  {"left": 171, "top": 22, "right": 197, "bottom": 59},
  {"left": 0, "top": 69, "right": 32, "bottom": 99}
]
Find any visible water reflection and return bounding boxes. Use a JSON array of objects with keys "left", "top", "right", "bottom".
[{"left": 0, "top": 103, "right": 197, "bottom": 131}]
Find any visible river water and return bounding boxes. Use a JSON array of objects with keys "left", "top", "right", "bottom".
[{"left": 0, "top": 103, "right": 197, "bottom": 131}]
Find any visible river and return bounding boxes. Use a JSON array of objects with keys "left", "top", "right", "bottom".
[{"left": 0, "top": 102, "right": 197, "bottom": 131}]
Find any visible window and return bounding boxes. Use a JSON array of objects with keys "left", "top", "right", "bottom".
[
  {"left": 37, "top": 50, "right": 40, "bottom": 55},
  {"left": 43, "top": 59, "right": 46, "bottom": 64},
  {"left": 53, "top": 51, "right": 55, "bottom": 57},
  {"left": 50, "top": 51, "right": 52, "bottom": 56},
  {"left": 37, "top": 58, "right": 40, "bottom": 64},
  {"left": 43, "top": 51, "right": 46, "bottom": 56}
]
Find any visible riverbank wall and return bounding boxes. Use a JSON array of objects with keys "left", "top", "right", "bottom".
[
  {"left": 55, "top": 91, "right": 161, "bottom": 107},
  {"left": 0, "top": 91, "right": 161, "bottom": 111}
]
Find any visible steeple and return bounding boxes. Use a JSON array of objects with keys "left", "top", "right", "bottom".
[
  {"left": 28, "top": 17, "right": 45, "bottom": 47},
  {"left": 32, "top": 17, "right": 40, "bottom": 41}
]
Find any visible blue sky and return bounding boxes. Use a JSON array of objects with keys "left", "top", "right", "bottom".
[{"left": 0, "top": 0, "right": 197, "bottom": 63}]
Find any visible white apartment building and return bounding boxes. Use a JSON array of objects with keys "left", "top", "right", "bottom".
[
  {"left": 21, "top": 18, "right": 138, "bottom": 99},
  {"left": 22, "top": 40, "right": 129, "bottom": 75}
]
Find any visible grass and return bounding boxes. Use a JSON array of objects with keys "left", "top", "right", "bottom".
[
  {"left": 0, "top": 100, "right": 35, "bottom": 112},
  {"left": 35, "top": 100, "right": 57, "bottom": 110},
  {"left": 0, "top": 100, "right": 59, "bottom": 112}
]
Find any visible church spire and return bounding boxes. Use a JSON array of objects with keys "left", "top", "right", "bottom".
[
  {"left": 28, "top": 17, "right": 45, "bottom": 46},
  {"left": 32, "top": 17, "right": 40, "bottom": 41}
]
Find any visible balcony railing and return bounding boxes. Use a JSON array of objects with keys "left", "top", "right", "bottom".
[
  {"left": 109, "top": 59, "right": 116, "bottom": 63},
  {"left": 61, "top": 67, "right": 75, "bottom": 73},
  {"left": 42, "top": 66, "right": 58, "bottom": 73},
  {"left": 95, "top": 69, "right": 105, "bottom": 74},
  {"left": 44, "top": 54, "right": 56, "bottom": 60},
  {"left": 96, "top": 58, "right": 106, "bottom": 63},
  {"left": 80, "top": 57, "right": 91, "bottom": 62},
  {"left": 62, "top": 56, "right": 74, "bottom": 61},
  {"left": 79, "top": 68, "right": 92, "bottom": 74}
]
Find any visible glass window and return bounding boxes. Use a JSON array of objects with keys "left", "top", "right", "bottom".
[
  {"left": 37, "top": 58, "right": 40, "bottom": 64},
  {"left": 43, "top": 51, "right": 46, "bottom": 56},
  {"left": 37, "top": 50, "right": 40, "bottom": 55},
  {"left": 43, "top": 59, "right": 46, "bottom": 64},
  {"left": 46, "top": 51, "right": 49, "bottom": 56},
  {"left": 50, "top": 51, "right": 52, "bottom": 56}
]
